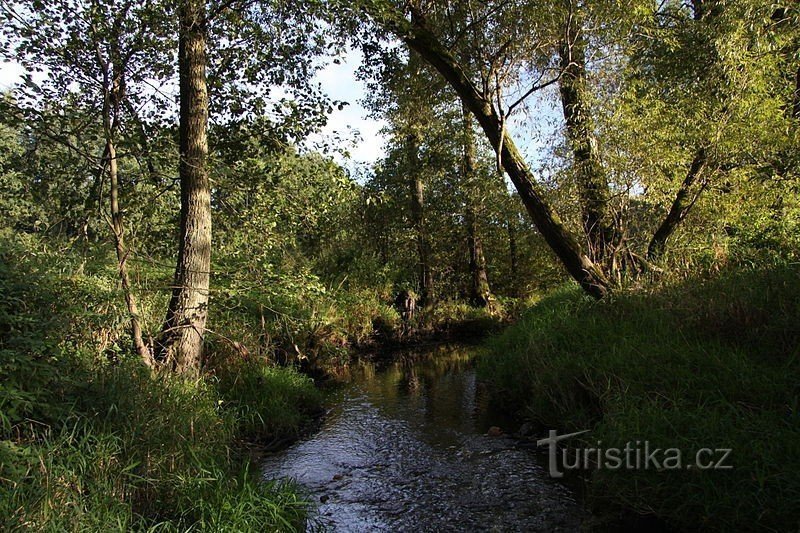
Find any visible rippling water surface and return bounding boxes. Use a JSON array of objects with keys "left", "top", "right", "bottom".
[{"left": 261, "top": 343, "right": 585, "bottom": 532}]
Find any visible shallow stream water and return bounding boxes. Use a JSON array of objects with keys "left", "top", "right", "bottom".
[{"left": 261, "top": 343, "right": 585, "bottom": 532}]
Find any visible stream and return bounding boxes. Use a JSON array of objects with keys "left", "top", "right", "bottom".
[{"left": 261, "top": 343, "right": 585, "bottom": 532}]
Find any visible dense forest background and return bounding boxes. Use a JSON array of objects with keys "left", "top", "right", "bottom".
[{"left": 0, "top": 0, "right": 798, "bottom": 530}]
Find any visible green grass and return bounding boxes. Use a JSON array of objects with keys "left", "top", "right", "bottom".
[
  {"left": 213, "top": 358, "right": 324, "bottom": 442},
  {"left": 1, "top": 358, "right": 320, "bottom": 531},
  {"left": 0, "top": 231, "right": 323, "bottom": 531},
  {"left": 478, "top": 266, "right": 800, "bottom": 531}
]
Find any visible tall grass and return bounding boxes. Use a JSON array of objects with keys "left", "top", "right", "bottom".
[
  {"left": 1, "top": 358, "right": 319, "bottom": 531},
  {"left": 0, "top": 231, "right": 322, "bottom": 531},
  {"left": 479, "top": 266, "right": 800, "bottom": 531}
]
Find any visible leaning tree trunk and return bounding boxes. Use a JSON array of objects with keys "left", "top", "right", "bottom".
[
  {"left": 462, "top": 107, "right": 492, "bottom": 307},
  {"left": 399, "top": 16, "right": 608, "bottom": 298},
  {"left": 406, "top": 131, "right": 434, "bottom": 306},
  {"left": 100, "top": 45, "right": 152, "bottom": 367},
  {"left": 647, "top": 148, "right": 708, "bottom": 261},
  {"left": 159, "top": 0, "right": 211, "bottom": 374},
  {"left": 106, "top": 139, "right": 153, "bottom": 366},
  {"left": 558, "top": 14, "right": 614, "bottom": 264}
]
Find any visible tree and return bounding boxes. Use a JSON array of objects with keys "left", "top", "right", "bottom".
[
  {"left": 406, "top": 126, "right": 435, "bottom": 306},
  {"left": 1, "top": 0, "right": 174, "bottom": 365},
  {"left": 158, "top": 0, "right": 210, "bottom": 374},
  {"left": 359, "top": 1, "right": 610, "bottom": 297},
  {"left": 461, "top": 107, "right": 492, "bottom": 307},
  {"left": 153, "top": 0, "right": 332, "bottom": 372},
  {"left": 556, "top": 2, "right": 614, "bottom": 264},
  {"left": 362, "top": 49, "right": 443, "bottom": 305},
  {"left": 98, "top": 6, "right": 153, "bottom": 365},
  {"left": 617, "top": 0, "right": 796, "bottom": 262}
]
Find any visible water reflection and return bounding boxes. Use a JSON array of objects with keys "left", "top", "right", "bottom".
[{"left": 261, "top": 343, "right": 584, "bottom": 532}]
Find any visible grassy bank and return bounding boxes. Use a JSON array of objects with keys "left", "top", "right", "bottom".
[
  {"left": 0, "top": 232, "right": 323, "bottom": 530},
  {"left": 0, "top": 227, "right": 506, "bottom": 530},
  {"left": 479, "top": 266, "right": 800, "bottom": 531}
]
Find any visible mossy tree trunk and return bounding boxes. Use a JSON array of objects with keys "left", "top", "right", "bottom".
[{"left": 557, "top": 12, "right": 614, "bottom": 265}]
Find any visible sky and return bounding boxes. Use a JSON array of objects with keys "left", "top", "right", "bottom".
[
  {"left": 304, "top": 48, "right": 388, "bottom": 172},
  {"left": 0, "top": 60, "right": 24, "bottom": 91},
  {"left": 0, "top": 48, "right": 561, "bottom": 175}
]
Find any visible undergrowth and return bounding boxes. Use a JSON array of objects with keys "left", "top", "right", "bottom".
[
  {"left": 0, "top": 231, "right": 322, "bottom": 531},
  {"left": 479, "top": 265, "right": 800, "bottom": 531}
]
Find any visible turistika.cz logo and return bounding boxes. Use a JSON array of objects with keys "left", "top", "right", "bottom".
[{"left": 536, "top": 430, "right": 733, "bottom": 478}]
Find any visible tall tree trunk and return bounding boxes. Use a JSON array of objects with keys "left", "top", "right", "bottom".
[
  {"left": 647, "top": 148, "right": 708, "bottom": 261},
  {"left": 406, "top": 131, "right": 434, "bottom": 305},
  {"left": 106, "top": 139, "right": 152, "bottom": 366},
  {"left": 462, "top": 107, "right": 491, "bottom": 307},
  {"left": 399, "top": 16, "right": 609, "bottom": 298},
  {"left": 99, "top": 37, "right": 152, "bottom": 367},
  {"left": 159, "top": 0, "right": 211, "bottom": 374},
  {"left": 558, "top": 12, "right": 614, "bottom": 264},
  {"left": 507, "top": 215, "right": 518, "bottom": 296}
]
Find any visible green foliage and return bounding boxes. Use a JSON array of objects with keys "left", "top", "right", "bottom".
[
  {"left": 1, "top": 364, "right": 313, "bottom": 531},
  {"left": 213, "top": 358, "right": 323, "bottom": 442},
  {"left": 479, "top": 266, "right": 800, "bottom": 531},
  {"left": 0, "top": 231, "right": 321, "bottom": 531},
  {"left": 0, "top": 231, "right": 80, "bottom": 432},
  {"left": 427, "top": 300, "right": 504, "bottom": 336},
  {"left": 0, "top": 117, "right": 44, "bottom": 231}
]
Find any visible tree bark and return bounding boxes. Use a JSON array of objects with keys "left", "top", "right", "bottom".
[
  {"left": 100, "top": 33, "right": 152, "bottom": 367},
  {"left": 558, "top": 13, "right": 614, "bottom": 264},
  {"left": 399, "top": 15, "right": 609, "bottom": 298},
  {"left": 507, "top": 216, "right": 519, "bottom": 296},
  {"left": 462, "top": 107, "right": 491, "bottom": 307},
  {"left": 159, "top": 0, "right": 211, "bottom": 375},
  {"left": 406, "top": 131, "right": 434, "bottom": 305},
  {"left": 105, "top": 138, "right": 152, "bottom": 366},
  {"left": 647, "top": 148, "right": 708, "bottom": 261}
]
